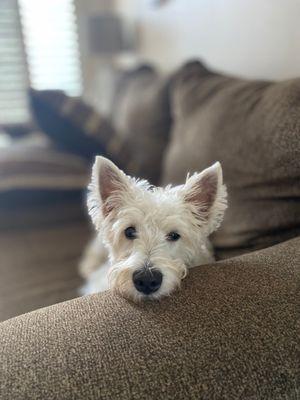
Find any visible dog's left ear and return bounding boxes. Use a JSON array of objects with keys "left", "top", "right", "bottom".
[{"left": 183, "top": 162, "right": 227, "bottom": 233}]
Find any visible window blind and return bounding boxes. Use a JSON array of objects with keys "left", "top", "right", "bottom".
[
  {"left": 19, "top": 0, "right": 82, "bottom": 96},
  {"left": 0, "top": 0, "right": 30, "bottom": 124}
]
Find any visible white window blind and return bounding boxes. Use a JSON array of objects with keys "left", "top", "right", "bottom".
[
  {"left": 0, "top": 0, "right": 30, "bottom": 124},
  {"left": 19, "top": 0, "right": 82, "bottom": 96}
]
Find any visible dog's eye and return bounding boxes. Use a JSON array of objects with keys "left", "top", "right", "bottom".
[
  {"left": 166, "top": 231, "right": 181, "bottom": 242},
  {"left": 124, "top": 226, "right": 137, "bottom": 240}
]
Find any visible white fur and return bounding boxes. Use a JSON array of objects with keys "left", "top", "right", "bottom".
[{"left": 80, "top": 156, "right": 227, "bottom": 301}]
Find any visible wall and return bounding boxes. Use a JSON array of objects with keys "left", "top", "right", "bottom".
[
  {"left": 75, "top": 0, "right": 115, "bottom": 110},
  {"left": 116, "top": 0, "right": 300, "bottom": 80}
]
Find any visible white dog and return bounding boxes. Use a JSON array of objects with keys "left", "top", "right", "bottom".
[{"left": 80, "top": 156, "right": 227, "bottom": 301}]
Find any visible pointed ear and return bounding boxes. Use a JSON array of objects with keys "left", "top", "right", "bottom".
[
  {"left": 87, "top": 156, "right": 130, "bottom": 227},
  {"left": 183, "top": 162, "right": 227, "bottom": 233}
]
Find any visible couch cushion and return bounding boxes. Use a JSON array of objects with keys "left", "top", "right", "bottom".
[
  {"left": 30, "top": 67, "right": 172, "bottom": 185},
  {"left": 0, "top": 236, "right": 299, "bottom": 399},
  {"left": 30, "top": 89, "right": 115, "bottom": 161},
  {"left": 0, "top": 217, "right": 91, "bottom": 322},
  {"left": 111, "top": 65, "right": 172, "bottom": 184},
  {"left": 0, "top": 144, "right": 89, "bottom": 193},
  {"left": 163, "top": 61, "right": 300, "bottom": 258},
  {"left": 0, "top": 143, "right": 89, "bottom": 230}
]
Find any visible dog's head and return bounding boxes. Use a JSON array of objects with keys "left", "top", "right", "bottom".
[{"left": 88, "top": 156, "right": 227, "bottom": 301}]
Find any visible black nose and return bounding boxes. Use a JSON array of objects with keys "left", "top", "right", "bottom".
[{"left": 132, "top": 268, "right": 163, "bottom": 295}]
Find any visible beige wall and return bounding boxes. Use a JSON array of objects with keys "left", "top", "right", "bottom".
[
  {"left": 75, "top": 0, "right": 115, "bottom": 110},
  {"left": 116, "top": 0, "right": 300, "bottom": 80}
]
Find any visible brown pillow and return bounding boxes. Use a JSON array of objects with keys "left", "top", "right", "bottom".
[
  {"left": 163, "top": 61, "right": 300, "bottom": 258},
  {"left": 111, "top": 65, "right": 172, "bottom": 185}
]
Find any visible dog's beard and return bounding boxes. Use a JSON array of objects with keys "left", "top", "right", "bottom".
[{"left": 108, "top": 253, "right": 188, "bottom": 302}]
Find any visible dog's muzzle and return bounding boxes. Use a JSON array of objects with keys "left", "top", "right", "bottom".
[{"left": 132, "top": 268, "right": 162, "bottom": 295}]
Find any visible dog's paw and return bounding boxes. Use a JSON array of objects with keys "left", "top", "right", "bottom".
[{"left": 79, "top": 263, "right": 110, "bottom": 295}]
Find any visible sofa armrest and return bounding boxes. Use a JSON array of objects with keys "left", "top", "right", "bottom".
[{"left": 1, "top": 237, "right": 299, "bottom": 400}]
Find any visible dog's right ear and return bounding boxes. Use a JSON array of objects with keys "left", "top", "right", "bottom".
[
  {"left": 88, "top": 156, "right": 130, "bottom": 227},
  {"left": 182, "top": 162, "right": 227, "bottom": 234}
]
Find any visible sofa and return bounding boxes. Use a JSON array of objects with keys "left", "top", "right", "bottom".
[{"left": 0, "top": 61, "right": 299, "bottom": 399}]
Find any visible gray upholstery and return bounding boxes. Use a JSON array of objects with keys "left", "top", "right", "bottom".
[{"left": 163, "top": 61, "right": 300, "bottom": 258}]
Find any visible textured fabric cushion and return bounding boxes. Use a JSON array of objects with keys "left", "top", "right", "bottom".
[
  {"left": 0, "top": 144, "right": 88, "bottom": 193},
  {"left": 0, "top": 217, "right": 90, "bottom": 322},
  {"left": 0, "top": 237, "right": 299, "bottom": 399},
  {"left": 111, "top": 65, "right": 172, "bottom": 184},
  {"left": 30, "top": 89, "right": 115, "bottom": 160},
  {"left": 0, "top": 143, "right": 89, "bottom": 231},
  {"left": 0, "top": 199, "right": 87, "bottom": 231},
  {"left": 163, "top": 61, "right": 300, "bottom": 258}
]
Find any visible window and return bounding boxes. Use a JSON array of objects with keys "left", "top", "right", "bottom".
[
  {"left": 19, "top": 0, "right": 82, "bottom": 95},
  {"left": 0, "top": 0, "right": 82, "bottom": 125},
  {"left": 0, "top": 0, "right": 30, "bottom": 124}
]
